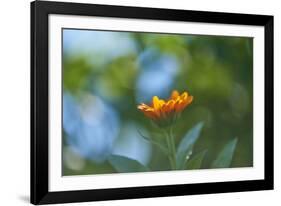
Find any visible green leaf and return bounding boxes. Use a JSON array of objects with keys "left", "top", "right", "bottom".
[
  {"left": 186, "top": 150, "right": 207, "bottom": 170},
  {"left": 108, "top": 154, "right": 149, "bottom": 173},
  {"left": 138, "top": 130, "right": 169, "bottom": 155},
  {"left": 176, "top": 122, "right": 204, "bottom": 169},
  {"left": 211, "top": 138, "right": 238, "bottom": 168}
]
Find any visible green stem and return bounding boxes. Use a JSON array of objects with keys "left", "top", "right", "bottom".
[
  {"left": 168, "top": 126, "right": 177, "bottom": 169},
  {"left": 165, "top": 134, "right": 174, "bottom": 169},
  {"left": 164, "top": 128, "right": 176, "bottom": 170}
]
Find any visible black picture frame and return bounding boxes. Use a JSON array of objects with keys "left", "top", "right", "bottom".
[{"left": 31, "top": 0, "right": 274, "bottom": 204}]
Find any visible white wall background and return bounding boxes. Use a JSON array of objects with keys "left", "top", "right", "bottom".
[{"left": 0, "top": 0, "right": 279, "bottom": 205}]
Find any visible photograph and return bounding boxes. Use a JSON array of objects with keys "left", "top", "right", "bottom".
[
  {"left": 30, "top": 1, "right": 273, "bottom": 204},
  {"left": 62, "top": 29, "right": 253, "bottom": 176}
]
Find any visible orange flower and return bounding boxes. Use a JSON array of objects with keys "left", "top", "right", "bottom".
[{"left": 137, "top": 90, "right": 193, "bottom": 121}]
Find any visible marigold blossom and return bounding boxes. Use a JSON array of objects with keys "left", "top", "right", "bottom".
[{"left": 137, "top": 90, "right": 193, "bottom": 122}]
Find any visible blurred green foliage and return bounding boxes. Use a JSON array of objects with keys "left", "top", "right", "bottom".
[{"left": 62, "top": 29, "right": 253, "bottom": 175}]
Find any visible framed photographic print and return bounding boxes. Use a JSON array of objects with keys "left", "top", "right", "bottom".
[{"left": 31, "top": 0, "right": 274, "bottom": 204}]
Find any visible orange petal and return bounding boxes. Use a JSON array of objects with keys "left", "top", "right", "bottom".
[
  {"left": 166, "top": 100, "right": 176, "bottom": 112},
  {"left": 152, "top": 96, "right": 160, "bottom": 109},
  {"left": 175, "top": 99, "right": 184, "bottom": 112},
  {"left": 162, "top": 101, "right": 170, "bottom": 113},
  {"left": 137, "top": 103, "right": 152, "bottom": 111},
  {"left": 159, "top": 99, "right": 165, "bottom": 107},
  {"left": 153, "top": 96, "right": 165, "bottom": 115},
  {"left": 176, "top": 95, "right": 193, "bottom": 112},
  {"left": 187, "top": 96, "right": 193, "bottom": 104},
  {"left": 170, "top": 90, "right": 180, "bottom": 100},
  {"left": 143, "top": 110, "right": 157, "bottom": 119},
  {"left": 180, "top": 92, "right": 188, "bottom": 100}
]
